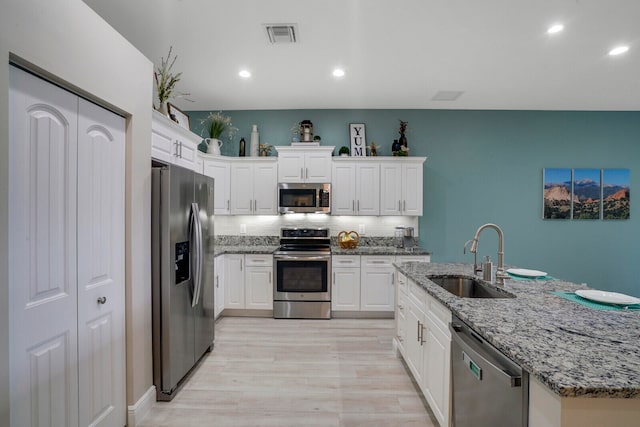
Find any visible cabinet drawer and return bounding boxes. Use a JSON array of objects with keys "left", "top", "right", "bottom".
[
  {"left": 395, "top": 255, "right": 431, "bottom": 263},
  {"left": 407, "top": 279, "right": 426, "bottom": 311},
  {"left": 427, "top": 294, "right": 451, "bottom": 337},
  {"left": 245, "top": 254, "right": 273, "bottom": 267},
  {"left": 332, "top": 255, "right": 360, "bottom": 267},
  {"left": 361, "top": 255, "right": 394, "bottom": 268}
]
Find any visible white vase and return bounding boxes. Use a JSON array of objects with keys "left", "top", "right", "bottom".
[
  {"left": 157, "top": 101, "right": 168, "bottom": 116},
  {"left": 206, "top": 138, "right": 223, "bottom": 155},
  {"left": 250, "top": 125, "right": 259, "bottom": 157}
]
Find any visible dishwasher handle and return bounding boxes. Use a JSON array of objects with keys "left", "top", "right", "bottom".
[{"left": 450, "top": 321, "right": 523, "bottom": 388}]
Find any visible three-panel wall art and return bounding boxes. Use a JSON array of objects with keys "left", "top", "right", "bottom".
[{"left": 543, "top": 168, "right": 630, "bottom": 220}]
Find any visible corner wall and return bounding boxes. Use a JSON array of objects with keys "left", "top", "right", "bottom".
[{"left": 0, "top": 0, "right": 153, "bottom": 424}]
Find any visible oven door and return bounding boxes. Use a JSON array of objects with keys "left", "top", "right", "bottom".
[{"left": 273, "top": 252, "right": 331, "bottom": 301}]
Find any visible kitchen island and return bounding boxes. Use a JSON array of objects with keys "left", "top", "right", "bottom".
[{"left": 395, "top": 262, "right": 640, "bottom": 427}]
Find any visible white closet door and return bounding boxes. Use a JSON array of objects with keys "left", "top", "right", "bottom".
[
  {"left": 76, "top": 98, "right": 126, "bottom": 427},
  {"left": 9, "top": 67, "right": 80, "bottom": 427}
]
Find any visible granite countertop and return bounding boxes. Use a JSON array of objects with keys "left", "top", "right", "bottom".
[{"left": 394, "top": 262, "right": 640, "bottom": 399}]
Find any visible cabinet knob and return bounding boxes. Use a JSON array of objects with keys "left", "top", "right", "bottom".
[{"left": 97, "top": 296, "right": 107, "bottom": 305}]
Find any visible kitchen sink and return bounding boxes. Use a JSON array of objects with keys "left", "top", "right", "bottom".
[{"left": 428, "top": 275, "right": 514, "bottom": 299}]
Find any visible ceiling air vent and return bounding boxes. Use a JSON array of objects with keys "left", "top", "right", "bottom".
[{"left": 264, "top": 24, "right": 298, "bottom": 44}]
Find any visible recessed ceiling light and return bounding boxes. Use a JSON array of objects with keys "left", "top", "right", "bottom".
[
  {"left": 332, "top": 68, "right": 345, "bottom": 77},
  {"left": 239, "top": 70, "right": 251, "bottom": 78},
  {"left": 609, "top": 46, "right": 629, "bottom": 56},
  {"left": 547, "top": 24, "right": 564, "bottom": 34}
]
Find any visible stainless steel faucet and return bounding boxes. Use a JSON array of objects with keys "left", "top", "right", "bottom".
[{"left": 467, "top": 223, "right": 509, "bottom": 285}]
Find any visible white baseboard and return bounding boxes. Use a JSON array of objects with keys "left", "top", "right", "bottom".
[{"left": 127, "top": 385, "right": 156, "bottom": 427}]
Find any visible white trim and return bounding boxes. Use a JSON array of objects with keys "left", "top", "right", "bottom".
[{"left": 127, "top": 386, "right": 156, "bottom": 427}]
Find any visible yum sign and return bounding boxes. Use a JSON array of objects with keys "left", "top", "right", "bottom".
[{"left": 349, "top": 123, "right": 367, "bottom": 157}]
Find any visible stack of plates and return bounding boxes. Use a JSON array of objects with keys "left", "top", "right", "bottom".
[
  {"left": 506, "top": 268, "right": 547, "bottom": 278},
  {"left": 574, "top": 290, "right": 640, "bottom": 306}
]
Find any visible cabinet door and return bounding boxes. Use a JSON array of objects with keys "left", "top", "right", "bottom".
[
  {"left": 304, "top": 152, "right": 332, "bottom": 182},
  {"left": 245, "top": 267, "right": 273, "bottom": 310},
  {"left": 355, "top": 163, "right": 380, "bottom": 215},
  {"left": 331, "top": 162, "right": 356, "bottom": 215},
  {"left": 380, "top": 163, "right": 402, "bottom": 215},
  {"left": 360, "top": 256, "right": 395, "bottom": 311},
  {"left": 396, "top": 291, "right": 407, "bottom": 355},
  {"left": 230, "top": 163, "right": 254, "bottom": 215},
  {"left": 214, "top": 255, "right": 225, "bottom": 318},
  {"left": 253, "top": 162, "right": 278, "bottom": 214},
  {"left": 173, "top": 135, "right": 198, "bottom": 171},
  {"left": 402, "top": 163, "right": 423, "bottom": 216},
  {"left": 203, "top": 158, "right": 231, "bottom": 215},
  {"left": 423, "top": 316, "right": 451, "bottom": 427},
  {"left": 404, "top": 300, "right": 425, "bottom": 385},
  {"left": 151, "top": 119, "right": 175, "bottom": 164},
  {"left": 224, "top": 254, "right": 245, "bottom": 309},
  {"left": 277, "top": 151, "right": 305, "bottom": 182},
  {"left": 332, "top": 267, "right": 361, "bottom": 311}
]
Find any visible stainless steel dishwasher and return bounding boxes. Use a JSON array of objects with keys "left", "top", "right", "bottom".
[{"left": 449, "top": 315, "right": 529, "bottom": 427}]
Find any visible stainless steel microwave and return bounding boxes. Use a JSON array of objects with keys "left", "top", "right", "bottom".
[{"left": 278, "top": 183, "right": 331, "bottom": 214}]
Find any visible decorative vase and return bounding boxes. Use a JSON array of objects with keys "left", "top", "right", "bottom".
[
  {"left": 239, "top": 137, "right": 246, "bottom": 157},
  {"left": 157, "top": 101, "right": 168, "bottom": 116},
  {"left": 392, "top": 139, "right": 401, "bottom": 154},
  {"left": 250, "top": 125, "right": 259, "bottom": 157},
  {"left": 399, "top": 133, "right": 407, "bottom": 148},
  {"left": 206, "top": 138, "right": 223, "bottom": 155}
]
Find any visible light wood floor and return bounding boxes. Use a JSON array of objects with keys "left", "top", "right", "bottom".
[{"left": 140, "top": 317, "right": 437, "bottom": 427}]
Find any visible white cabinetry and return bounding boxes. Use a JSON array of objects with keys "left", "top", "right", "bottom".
[
  {"left": 223, "top": 254, "right": 273, "bottom": 310},
  {"left": 331, "top": 255, "right": 361, "bottom": 311},
  {"left": 202, "top": 155, "right": 231, "bottom": 215},
  {"left": 152, "top": 110, "right": 200, "bottom": 171},
  {"left": 244, "top": 255, "right": 273, "bottom": 310},
  {"left": 214, "top": 255, "right": 225, "bottom": 318},
  {"left": 275, "top": 146, "right": 334, "bottom": 182},
  {"left": 230, "top": 159, "right": 278, "bottom": 215},
  {"left": 360, "top": 256, "right": 395, "bottom": 311},
  {"left": 395, "top": 271, "right": 451, "bottom": 427},
  {"left": 331, "top": 160, "right": 380, "bottom": 215},
  {"left": 380, "top": 158, "right": 425, "bottom": 216}
]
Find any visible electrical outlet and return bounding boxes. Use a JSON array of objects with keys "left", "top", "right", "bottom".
[
  {"left": 359, "top": 224, "right": 365, "bottom": 235},
  {"left": 240, "top": 224, "right": 247, "bottom": 234}
]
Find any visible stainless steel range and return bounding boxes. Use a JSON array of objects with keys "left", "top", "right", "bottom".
[{"left": 273, "top": 227, "right": 331, "bottom": 319}]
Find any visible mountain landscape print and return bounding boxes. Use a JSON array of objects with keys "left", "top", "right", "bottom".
[
  {"left": 543, "top": 168, "right": 572, "bottom": 219},
  {"left": 573, "top": 169, "right": 601, "bottom": 219},
  {"left": 602, "top": 169, "right": 630, "bottom": 219}
]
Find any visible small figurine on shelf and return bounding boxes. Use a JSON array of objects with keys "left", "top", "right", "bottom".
[
  {"left": 368, "top": 141, "right": 378, "bottom": 156},
  {"left": 259, "top": 143, "right": 273, "bottom": 156}
]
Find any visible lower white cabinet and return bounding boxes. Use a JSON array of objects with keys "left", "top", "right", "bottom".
[
  {"left": 332, "top": 255, "right": 361, "bottom": 311},
  {"left": 223, "top": 254, "right": 273, "bottom": 310},
  {"left": 396, "top": 270, "right": 451, "bottom": 427},
  {"left": 214, "top": 255, "right": 225, "bottom": 318},
  {"left": 360, "top": 256, "right": 396, "bottom": 311}
]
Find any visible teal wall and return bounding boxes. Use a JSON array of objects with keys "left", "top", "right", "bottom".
[{"left": 188, "top": 109, "right": 640, "bottom": 296}]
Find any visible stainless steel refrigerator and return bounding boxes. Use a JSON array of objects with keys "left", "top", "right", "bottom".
[{"left": 151, "top": 163, "right": 215, "bottom": 401}]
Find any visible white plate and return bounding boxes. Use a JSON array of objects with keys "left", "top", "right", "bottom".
[
  {"left": 575, "top": 289, "right": 640, "bottom": 306},
  {"left": 506, "top": 268, "right": 547, "bottom": 278}
]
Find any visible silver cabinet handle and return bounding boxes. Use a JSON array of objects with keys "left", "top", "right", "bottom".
[
  {"left": 352, "top": 200, "right": 355, "bottom": 211},
  {"left": 417, "top": 320, "right": 421, "bottom": 342},
  {"left": 240, "top": 259, "right": 243, "bottom": 271},
  {"left": 301, "top": 168, "right": 304, "bottom": 179},
  {"left": 254, "top": 200, "right": 257, "bottom": 211},
  {"left": 97, "top": 296, "right": 107, "bottom": 305},
  {"left": 227, "top": 200, "right": 230, "bottom": 210},
  {"left": 174, "top": 141, "right": 179, "bottom": 157},
  {"left": 403, "top": 200, "right": 406, "bottom": 212},
  {"left": 357, "top": 200, "right": 360, "bottom": 212},
  {"left": 398, "top": 304, "right": 404, "bottom": 310},
  {"left": 179, "top": 141, "right": 183, "bottom": 158},
  {"left": 306, "top": 168, "right": 309, "bottom": 179},
  {"left": 216, "top": 275, "right": 219, "bottom": 288},
  {"left": 420, "top": 323, "right": 426, "bottom": 345}
]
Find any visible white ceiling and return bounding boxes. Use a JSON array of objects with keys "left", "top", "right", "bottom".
[{"left": 83, "top": 0, "right": 640, "bottom": 111}]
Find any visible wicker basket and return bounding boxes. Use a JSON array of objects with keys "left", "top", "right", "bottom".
[{"left": 337, "top": 230, "right": 360, "bottom": 249}]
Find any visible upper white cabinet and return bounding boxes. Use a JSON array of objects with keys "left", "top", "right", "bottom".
[
  {"left": 332, "top": 159, "right": 380, "bottom": 215},
  {"left": 230, "top": 159, "right": 278, "bottom": 215},
  {"left": 152, "top": 110, "right": 200, "bottom": 171},
  {"left": 201, "top": 155, "right": 231, "bottom": 215},
  {"left": 380, "top": 158, "right": 425, "bottom": 216},
  {"left": 275, "top": 146, "right": 334, "bottom": 183}
]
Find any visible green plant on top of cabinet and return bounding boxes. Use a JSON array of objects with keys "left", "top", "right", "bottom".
[
  {"left": 275, "top": 146, "right": 334, "bottom": 183},
  {"left": 230, "top": 159, "right": 278, "bottom": 215}
]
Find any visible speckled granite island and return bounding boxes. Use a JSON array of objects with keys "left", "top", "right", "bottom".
[{"left": 395, "top": 262, "right": 640, "bottom": 427}]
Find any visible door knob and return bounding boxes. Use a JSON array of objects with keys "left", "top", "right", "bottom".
[{"left": 97, "top": 296, "right": 107, "bottom": 305}]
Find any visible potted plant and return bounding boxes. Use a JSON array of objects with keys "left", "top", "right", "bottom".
[
  {"left": 200, "top": 111, "right": 238, "bottom": 154},
  {"left": 154, "top": 46, "right": 191, "bottom": 114},
  {"left": 338, "top": 146, "right": 350, "bottom": 156}
]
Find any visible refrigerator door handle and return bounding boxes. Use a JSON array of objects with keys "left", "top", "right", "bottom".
[{"left": 190, "top": 202, "right": 202, "bottom": 307}]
